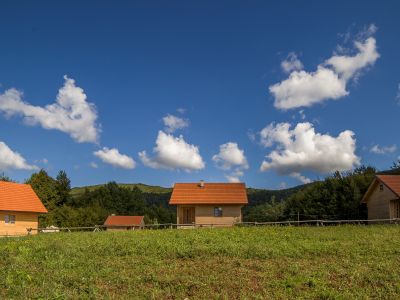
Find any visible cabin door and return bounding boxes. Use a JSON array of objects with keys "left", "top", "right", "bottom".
[
  {"left": 393, "top": 200, "right": 400, "bottom": 219},
  {"left": 182, "top": 207, "right": 195, "bottom": 224}
]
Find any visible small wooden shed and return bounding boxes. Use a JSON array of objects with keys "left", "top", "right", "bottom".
[
  {"left": 169, "top": 181, "right": 248, "bottom": 227},
  {"left": 361, "top": 175, "right": 400, "bottom": 220},
  {"left": 0, "top": 181, "right": 48, "bottom": 236},
  {"left": 103, "top": 215, "right": 145, "bottom": 231}
]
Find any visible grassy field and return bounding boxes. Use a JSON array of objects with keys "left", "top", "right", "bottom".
[{"left": 1, "top": 226, "right": 400, "bottom": 299}]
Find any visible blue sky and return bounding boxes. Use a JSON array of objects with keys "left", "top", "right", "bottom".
[{"left": 0, "top": 1, "right": 399, "bottom": 189}]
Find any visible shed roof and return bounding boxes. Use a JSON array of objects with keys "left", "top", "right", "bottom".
[
  {"left": 0, "top": 181, "right": 48, "bottom": 213},
  {"left": 362, "top": 175, "right": 400, "bottom": 202},
  {"left": 104, "top": 215, "right": 144, "bottom": 226},
  {"left": 169, "top": 182, "right": 248, "bottom": 205}
]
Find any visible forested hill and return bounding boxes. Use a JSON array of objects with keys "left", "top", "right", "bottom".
[
  {"left": 71, "top": 182, "right": 307, "bottom": 205},
  {"left": 71, "top": 183, "right": 172, "bottom": 197}
]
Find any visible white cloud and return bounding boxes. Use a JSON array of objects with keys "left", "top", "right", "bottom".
[
  {"left": 212, "top": 142, "right": 248, "bottom": 170},
  {"left": 290, "top": 172, "right": 312, "bottom": 184},
  {"left": 139, "top": 131, "right": 205, "bottom": 171},
  {"left": 212, "top": 142, "right": 248, "bottom": 182},
  {"left": 270, "top": 26, "right": 379, "bottom": 110},
  {"left": 298, "top": 110, "right": 306, "bottom": 120},
  {"left": 396, "top": 83, "right": 400, "bottom": 105},
  {"left": 0, "top": 76, "right": 100, "bottom": 143},
  {"left": 326, "top": 37, "right": 379, "bottom": 81},
  {"left": 0, "top": 141, "right": 38, "bottom": 171},
  {"left": 370, "top": 144, "right": 397, "bottom": 154},
  {"left": 270, "top": 67, "right": 348, "bottom": 110},
  {"left": 259, "top": 122, "right": 360, "bottom": 182},
  {"left": 163, "top": 114, "right": 189, "bottom": 133},
  {"left": 89, "top": 162, "right": 98, "bottom": 169},
  {"left": 281, "top": 52, "right": 304, "bottom": 73},
  {"left": 225, "top": 170, "right": 244, "bottom": 183},
  {"left": 177, "top": 108, "right": 186, "bottom": 114},
  {"left": 94, "top": 147, "right": 136, "bottom": 169},
  {"left": 247, "top": 130, "right": 256, "bottom": 143}
]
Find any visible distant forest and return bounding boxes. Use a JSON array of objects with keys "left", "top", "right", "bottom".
[{"left": 1, "top": 159, "right": 399, "bottom": 227}]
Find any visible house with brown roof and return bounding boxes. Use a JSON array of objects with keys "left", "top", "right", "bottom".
[
  {"left": 103, "top": 215, "right": 145, "bottom": 231},
  {"left": 169, "top": 180, "right": 248, "bottom": 227},
  {"left": 361, "top": 175, "right": 400, "bottom": 220},
  {"left": 0, "top": 181, "right": 48, "bottom": 236}
]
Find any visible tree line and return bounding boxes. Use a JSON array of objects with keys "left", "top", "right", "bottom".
[
  {"left": 245, "top": 163, "right": 400, "bottom": 222},
  {"left": 1, "top": 170, "right": 175, "bottom": 227},
  {"left": 1, "top": 159, "right": 399, "bottom": 227}
]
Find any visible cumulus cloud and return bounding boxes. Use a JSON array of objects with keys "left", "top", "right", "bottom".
[
  {"left": 94, "top": 147, "right": 136, "bottom": 169},
  {"left": 0, "top": 76, "right": 100, "bottom": 143},
  {"left": 259, "top": 122, "right": 360, "bottom": 182},
  {"left": 270, "top": 67, "right": 348, "bottom": 110},
  {"left": 290, "top": 172, "right": 312, "bottom": 184},
  {"left": 89, "top": 162, "right": 98, "bottom": 169},
  {"left": 325, "top": 37, "right": 379, "bottom": 81},
  {"left": 212, "top": 142, "right": 248, "bottom": 170},
  {"left": 225, "top": 170, "right": 244, "bottom": 183},
  {"left": 370, "top": 144, "right": 397, "bottom": 154},
  {"left": 139, "top": 131, "right": 205, "bottom": 171},
  {"left": 0, "top": 141, "right": 38, "bottom": 171},
  {"left": 270, "top": 25, "right": 379, "bottom": 110},
  {"left": 212, "top": 142, "right": 249, "bottom": 182},
  {"left": 163, "top": 114, "right": 189, "bottom": 133},
  {"left": 281, "top": 52, "right": 304, "bottom": 73}
]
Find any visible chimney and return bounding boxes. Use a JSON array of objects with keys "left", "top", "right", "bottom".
[{"left": 199, "top": 180, "right": 205, "bottom": 188}]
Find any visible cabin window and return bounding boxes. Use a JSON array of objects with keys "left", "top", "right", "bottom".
[
  {"left": 5, "top": 215, "right": 15, "bottom": 224},
  {"left": 214, "top": 207, "right": 223, "bottom": 217},
  {"left": 379, "top": 184, "right": 384, "bottom": 191}
]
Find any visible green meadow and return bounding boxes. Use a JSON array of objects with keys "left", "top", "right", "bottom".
[{"left": 1, "top": 226, "right": 400, "bottom": 299}]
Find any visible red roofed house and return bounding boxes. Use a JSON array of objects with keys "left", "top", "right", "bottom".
[
  {"left": 0, "top": 181, "right": 48, "bottom": 236},
  {"left": 362, "top": 175, "right": 400, "bottom": 220},
  {"left": 103, "top": 215, "right": 145, "bottom": 231},
  {"left": 169, "top": 181, "right": 248, "bottom": 227}
]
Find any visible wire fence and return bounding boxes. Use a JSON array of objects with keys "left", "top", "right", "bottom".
[{"left": 26, "top": 218, "right": 400, "bottom": 235}]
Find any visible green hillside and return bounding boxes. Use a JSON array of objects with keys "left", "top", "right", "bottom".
[
  {"left": 71, "top": 183, "right": 172, "bottom": 197},
  {"left": 2, "top": 226, "right": 400, "bottom": 299}
]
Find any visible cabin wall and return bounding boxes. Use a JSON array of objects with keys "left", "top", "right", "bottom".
[
  {"left": 195, "top": 205, "right": 242, "bottom": 226},
  {"left": 366, "top": 183, "right": 398, "bottom": 220},
  {"left": 0, "top": 211, "right": 39, "bottom": 236}
]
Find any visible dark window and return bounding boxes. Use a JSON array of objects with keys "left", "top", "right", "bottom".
[
  {"left": 214, "top": 207, "right": 223, "bottom": 217},
  {"left": 379, "top": 184, "right": 384, "bottom": 191},
  {"left": 5, "top": 215, "right": 15, "bottom": 224}
]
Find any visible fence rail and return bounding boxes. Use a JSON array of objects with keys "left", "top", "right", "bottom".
[{"left": 26, "top": 218, "right": 400, "bottom": 234}]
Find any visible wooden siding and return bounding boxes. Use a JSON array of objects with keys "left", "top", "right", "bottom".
[
  {"left": 177, "top": 205, "right": 242, "bottom": 226},
  {"left": 365, "top": 182, "right": 399, "bottom": 219},
  {"left": 0, "top": 211, "right": 39, "bottom": 236}
]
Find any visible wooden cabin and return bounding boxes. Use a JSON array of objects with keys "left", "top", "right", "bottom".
[
  {"left": 361, "top": 175, "right": 400, "bottom": 220},
  {"left": 103, "top": 215, "right": 145, "bottom": 231},
  {"left": 0, "top": 181, "right": 48, "bottom": 236},
  {"left": 169, "top": 181, "right": 248, "bottom": 227}
]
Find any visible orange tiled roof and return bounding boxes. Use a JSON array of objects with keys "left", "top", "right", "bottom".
[
  {"left": 104, "top": 215, "right": 144, "bottom": 226},
  {"left": 169, "top": 182, "right": 248, "bottom": 205},
  {"left": 0, "top": 181, "right": 48, "bottom": 213},
  {"left": 377, "top": 175, "right": 400, "bottom": 197}
]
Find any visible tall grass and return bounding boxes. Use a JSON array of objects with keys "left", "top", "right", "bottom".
[{"left": 1, "top": 226, "right": 400, "bottom": 299}]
